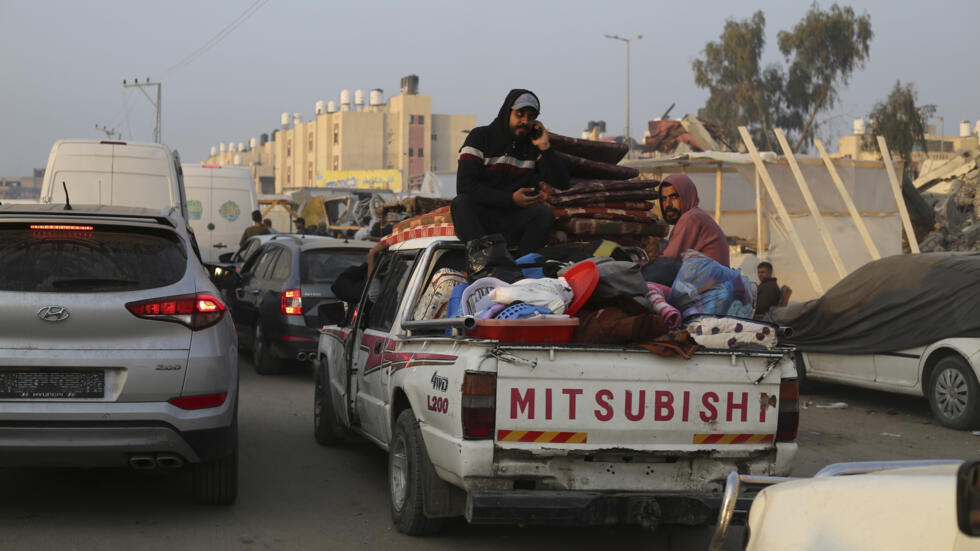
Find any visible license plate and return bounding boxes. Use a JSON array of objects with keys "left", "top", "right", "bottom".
[{"left": 0, "top": 370, "right": 105, "bottom": 399}]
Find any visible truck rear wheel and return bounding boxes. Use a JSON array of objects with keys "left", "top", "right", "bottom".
[
  {"left": 314, "top": 358, "right": 348, "bottom": 446},
  {"left": 389, "top": 409, "right": 446, "bottom": 536}
]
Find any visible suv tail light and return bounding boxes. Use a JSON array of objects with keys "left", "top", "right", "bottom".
[
  {"left": 776, "top": 378, "right": 799, "bottom": 442},
  {"left": 169, "top": 392, "right": 227, "bottom": 410},
  {"left": 462, "top": 372, "right": 496, "bottom": 439},
  {"left": 126, "top": 293, "right": 226, "bottom": 331},
  {"left": 281, "top": 289, "right": 302, "bottom": 315}
]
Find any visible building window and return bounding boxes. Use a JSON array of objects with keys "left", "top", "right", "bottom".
[
  {"left": 333, "top": 123, "right": 339, "bottom": 144},
  {"left": 333, "top": 156, "right": 339, "bottom": 170},
  {"left": 408, "top": 148, "right": 414, "bottom": 158},
  {"left": 431, "top": 133, "right": 437, "bottom": 141},
  {"left": 417, "top": 115, "right": 424, "bottom": 124},
  {"left": 307, "top": 161, "right": 313, "bottom": 183},
  {"left": 286, "top": 166, "right": 291, "bottom": 185},
  {"left": 308, "top": 132, "right": 313, "bottom": 152},
  {"left": 287, "top": 139, "right": 292, "bottom": 158},
  {"left": 418, "top": 147, "right": 424, "bottom": 157}
]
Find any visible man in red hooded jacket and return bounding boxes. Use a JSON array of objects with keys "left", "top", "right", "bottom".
[{"left": 658, "top": 173, "right": 729, "bottom": 267}]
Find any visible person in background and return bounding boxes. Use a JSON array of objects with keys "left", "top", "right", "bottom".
[
  {"left": 753, "top": 261, "right": 780, "bottom": 320},
  {"left": 451, "top": 88, "right": 570, "bottom": 257},
  {"left": 315, "top": 221, "right": 328, "bottom": 236},
  {"left": 331, "top": 241, "right": 390, "bottom": 304},
  {"left": 240, "top": 209, "right": 269, "bottom": 246},
  {"left": 294, "top": 217, "right": 308, "bottom": 234},
  {"left": 263, "top": 218, "right": 277, "bottom": 234}
]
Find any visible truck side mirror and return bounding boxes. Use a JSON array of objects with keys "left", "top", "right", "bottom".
[
  {"left": 958, "top": 461, "right": 980, "bottom": 537},
  {"left": 318, "top": 301, "right": 347, "bottom": 328},
  {"left": 218, "top": 252, "right": 234, "bottom": 263},
  {"left": 215, "top": 269, "right": 242, "bottom": 290}
]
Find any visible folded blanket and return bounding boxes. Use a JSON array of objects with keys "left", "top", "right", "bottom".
[
  {"left": 645, "top": 282, "right": 682, "bottom": 328},
  {"left": 557, "top": 179, "right": 661, "bottom": 195},
  {"left": 552, "top": 207, "right": 659, "bottom": 223},
  {"left": 549, "top": 189, "right": 663, "bottom": 207},
  {"left": 685, "top": 316, "right": 777, "bottom": 349},
  {"left": 560, "top": 217, "right": 669, "bottom": 237},
  {"left": 392, "top": 206, "right": 452, "bottom": 233}
]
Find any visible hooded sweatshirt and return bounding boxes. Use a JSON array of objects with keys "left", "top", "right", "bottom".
[
  {"left": 456, "top": 89, "right": 570, "bottom": 208},
  {"left": 660, "top": 174, "right": 730, "bottom": 266}
]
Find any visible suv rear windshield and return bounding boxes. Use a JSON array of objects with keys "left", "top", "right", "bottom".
[
  {"left": 0, "top": 224, "right": 187, "bottom": 292},
  {"left": 301, "top": 248, "right": 368, "bottom": 284}
]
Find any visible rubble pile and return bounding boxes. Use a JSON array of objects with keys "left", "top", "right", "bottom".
[{"left": 917, "top": 147, "right": 980, "bottom": 252}]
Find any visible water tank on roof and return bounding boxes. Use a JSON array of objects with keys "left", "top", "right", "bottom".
[
  {"left": 975, "top": 120, "right": 980, "bottom": 137},
  {"left": 400, "top": 75, "right": 419, "bottom": 95},
  {"left": 249, "top": 137, "right": 258, "bottom": 149},
  {"left": 210, "top": 146, "right": 217, "bottom": 157},
  {"left": 354, "top": 90, "right": 365, "bottom": 112},
  {"left": 853, "top": 118, "right": 866, "bottom": 135},
  {"left": 327, "top": 100, "right": 338, "bottom": 113},
  {"left": 961, "top": 120, "right": 971, "bottom": 137},
  {"left": 260, "top": 133, "right": 269, "bottom": 145},
  {"left": 370, "top": 89, "right": 384, "bottom": 107},
  {"left": 340, "top": 89, "right": 351, "bottom": 112},
  {"left": 219, "top": 142, "right": 227, "bottom": 153},
  {"left": 238, "top": 142, "right": 246, "bottom": 152},
  {"left": 281, "top": 112, "right": 290, "bottom": 129},
  {"left": 315, "top": 100, "right": 325, "bottom": 115},
  {"left": 233, "top": 154, "right": 242, "bottom": 165},
  {"left": 293, "top": 113, "right": 301, "bottom": 127}
]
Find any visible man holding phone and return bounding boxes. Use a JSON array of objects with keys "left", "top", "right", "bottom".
[{"left": 452, "top": 89, "right": 570, "bottom": 257}]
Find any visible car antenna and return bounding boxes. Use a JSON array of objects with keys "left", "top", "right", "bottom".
[{"left": 62, "top": 181, "right": 72, "bottom": 210}]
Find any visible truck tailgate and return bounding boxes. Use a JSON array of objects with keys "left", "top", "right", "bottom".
[{"left": 493, "top": 346, "right": 786, "bottom": 452}]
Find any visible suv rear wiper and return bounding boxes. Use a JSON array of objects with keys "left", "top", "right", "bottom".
[{"left": 50, "top": 277, "right": 139, "bottom": 289}]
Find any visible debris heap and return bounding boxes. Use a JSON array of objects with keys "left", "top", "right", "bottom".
[{"left": 916, "top": 147, "right": 980, "bottom": 252}]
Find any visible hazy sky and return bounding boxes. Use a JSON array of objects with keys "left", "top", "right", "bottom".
[{"left": 1, "top": 0, "right": 977, "bottom": 176}]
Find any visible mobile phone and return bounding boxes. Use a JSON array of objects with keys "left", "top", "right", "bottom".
[{"left": 528, "top": 125, "right": 543, "bottom": 140}]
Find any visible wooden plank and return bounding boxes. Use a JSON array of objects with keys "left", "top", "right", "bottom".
[
  {"left": 877, "top": 136, "right": 920, "bottom": 254},
  {"left": 756, "top": 170, "right": 763, "bottom": 253},
  {"left": 714, "top": 165, "right": 723, "bottom": 223},
  {"left": 738, "top": 126, "right": 824, "bottom": 294},
  {"left": 814, "top": 139, "right": 881, "bottom": 260},
  {"left": 774, "top": 129, "right": 847, "bottom": 279}
]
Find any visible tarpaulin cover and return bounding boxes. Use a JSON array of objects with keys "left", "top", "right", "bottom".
[{"left": 771, "top": 252, "right": 980, "bottom": 354}]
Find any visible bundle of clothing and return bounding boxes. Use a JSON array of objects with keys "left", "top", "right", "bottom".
[{"left": 543, "top": 133, "right": 667, "bottom": 247}]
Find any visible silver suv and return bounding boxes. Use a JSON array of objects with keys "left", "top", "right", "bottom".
[{"left": 0, "top": 204, "right": 238, "bottom": 504}]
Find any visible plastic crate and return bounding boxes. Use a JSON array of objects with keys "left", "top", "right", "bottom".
[{"left": 466, "top": 317, "right": 579, "bottom": 344}]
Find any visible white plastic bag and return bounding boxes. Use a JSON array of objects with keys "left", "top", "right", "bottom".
[{"left": 489, "top": 277, "right": 574, "bottom": 315}]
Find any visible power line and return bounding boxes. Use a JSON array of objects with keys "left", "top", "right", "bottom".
[{"left": 163, "top": 0, "right": 269, "bottom": 75}]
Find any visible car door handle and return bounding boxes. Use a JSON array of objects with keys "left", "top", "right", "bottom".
[
  {"left": 373, "top": 341, "right": 382, "bottom": 354},
  {"left": 214, "top": 243, "right": 227, "bottom": 248}
]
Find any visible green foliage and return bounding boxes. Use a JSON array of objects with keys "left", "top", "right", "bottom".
[
  {"left": 864, "top": 81, "right": 935, "bottom": 163},
  {"left": 692, "top": 3, "right": 873, "bottom": 153}
]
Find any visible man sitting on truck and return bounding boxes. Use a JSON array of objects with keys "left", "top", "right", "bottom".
[
  {"left": 656, "top": 173, "right": 730, "bottom": 267},
  {"left": 240, "top": 209, "right": 269, "bottom": 246},
  {"left": 451, "top": 89, "right": 570, "bottom": 257}
]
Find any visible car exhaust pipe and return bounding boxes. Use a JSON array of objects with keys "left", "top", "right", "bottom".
[
  {"left": 297, "top": 352, "right": 308, "bottom": 361},
  {"left": 129, "top": 455, "right": 157, "bottom": 470},
  {"left": 154, "top": 454, "right": 184, "bottom": 469}
]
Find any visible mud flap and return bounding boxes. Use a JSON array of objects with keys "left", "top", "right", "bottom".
[{"left": 421, "top": 449, "right": 467, "bottom": 518}]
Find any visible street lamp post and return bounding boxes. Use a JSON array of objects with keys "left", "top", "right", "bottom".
[{"left": 605, "top": 33, "right": 642, "bottom": 160}]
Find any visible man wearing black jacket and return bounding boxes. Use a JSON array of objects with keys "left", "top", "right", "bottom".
[{"left": 452, "top": 89, "right": 570, "bottom": 257}]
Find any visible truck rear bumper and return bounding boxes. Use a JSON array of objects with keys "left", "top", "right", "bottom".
[{"left": 465, "top": 489, "right": 750, "bottom": 527}]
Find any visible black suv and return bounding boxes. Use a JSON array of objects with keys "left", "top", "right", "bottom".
[{"left": 226, "top": 235, "right": 372, "bottom": 374}]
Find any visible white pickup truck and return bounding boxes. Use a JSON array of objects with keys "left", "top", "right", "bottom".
[{"left": 313, "top": 237, "right": 799, "bottom": 535}]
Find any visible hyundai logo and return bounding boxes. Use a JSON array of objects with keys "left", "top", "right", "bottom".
[{"left": 37, "top": 306, "right": 70, "bottom": 322}]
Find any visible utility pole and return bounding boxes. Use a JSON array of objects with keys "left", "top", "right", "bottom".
[
  {"left": 605, "top": 34, "right": 642, "bottom": 160},
  {"left": 123, "top": 77, "right": 162, "bottom": 143}
]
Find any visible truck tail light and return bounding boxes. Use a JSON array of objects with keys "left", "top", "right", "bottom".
[
  {"left": 776, "top": 378, "right": 799, "bottom": 442},
  {"left": 168, "top": 392, "right": 227, "bottom": 410},
  {"left": 126, "top": 293, "right": 226, "bottom": 331},
  {"left": 462, "top": 372, "right": 495, "bottom": 439},
  {"left": 281, "top": 289, "right": 302, "bottom": 315}
]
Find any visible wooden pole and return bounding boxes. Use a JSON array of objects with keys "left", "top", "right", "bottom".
[
  {"left": 877, "top": 136, "right": 920, "bottom": 254},
  {"left": 755, "top": 170, "right": 763, "bottom": 253},
  {"left": 774, "top": 129, "right": 847, "bottom": 279},
  {"left": 814, "top": 139, "right": 881, "bottom": 260},
  {"left": 714, "top": 165, "right": 723, "bottom": 223},
  {"left": 739, "top": 126, "right": 824, "bottom": 294}
]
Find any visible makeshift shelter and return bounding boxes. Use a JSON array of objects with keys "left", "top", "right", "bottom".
[{"left": 625, "top": 146, "right": 908, "bottom": 302}]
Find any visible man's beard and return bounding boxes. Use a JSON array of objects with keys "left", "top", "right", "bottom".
[{"left": 663, "top": 208, "right": 681, "bottom": 224}]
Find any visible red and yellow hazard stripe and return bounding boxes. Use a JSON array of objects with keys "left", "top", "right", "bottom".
[
  {"left": 497, "top": 430, "right": 588, "bottom": 444},
  {"left": 693, "top": 433, "right": 774, "bottom": 445}
]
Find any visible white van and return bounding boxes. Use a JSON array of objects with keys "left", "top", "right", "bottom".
[
  {"left": 182, "top": 163, "right": 257, "bottom": 264},
  {"left": 40, "top": 140, "right": 187, "bottom": 219}
]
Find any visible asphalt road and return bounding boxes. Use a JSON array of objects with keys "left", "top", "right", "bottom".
[{"left": 1, "top": 354, "right": 977, "bottom": 550}]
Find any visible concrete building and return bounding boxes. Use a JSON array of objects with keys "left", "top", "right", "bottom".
[
  {"left": 838, "top": 118, "right": 980, "bottom": 162},
  {"left": 204, "top": 75, "right": 475, "bottom": 195},
  {"left": 0, "top": 168, "right": 43, "bottom": 199}
]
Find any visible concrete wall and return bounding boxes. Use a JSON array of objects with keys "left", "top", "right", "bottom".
[{"left": 431, "top": 114, "right": 476, "bottom": 172}]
